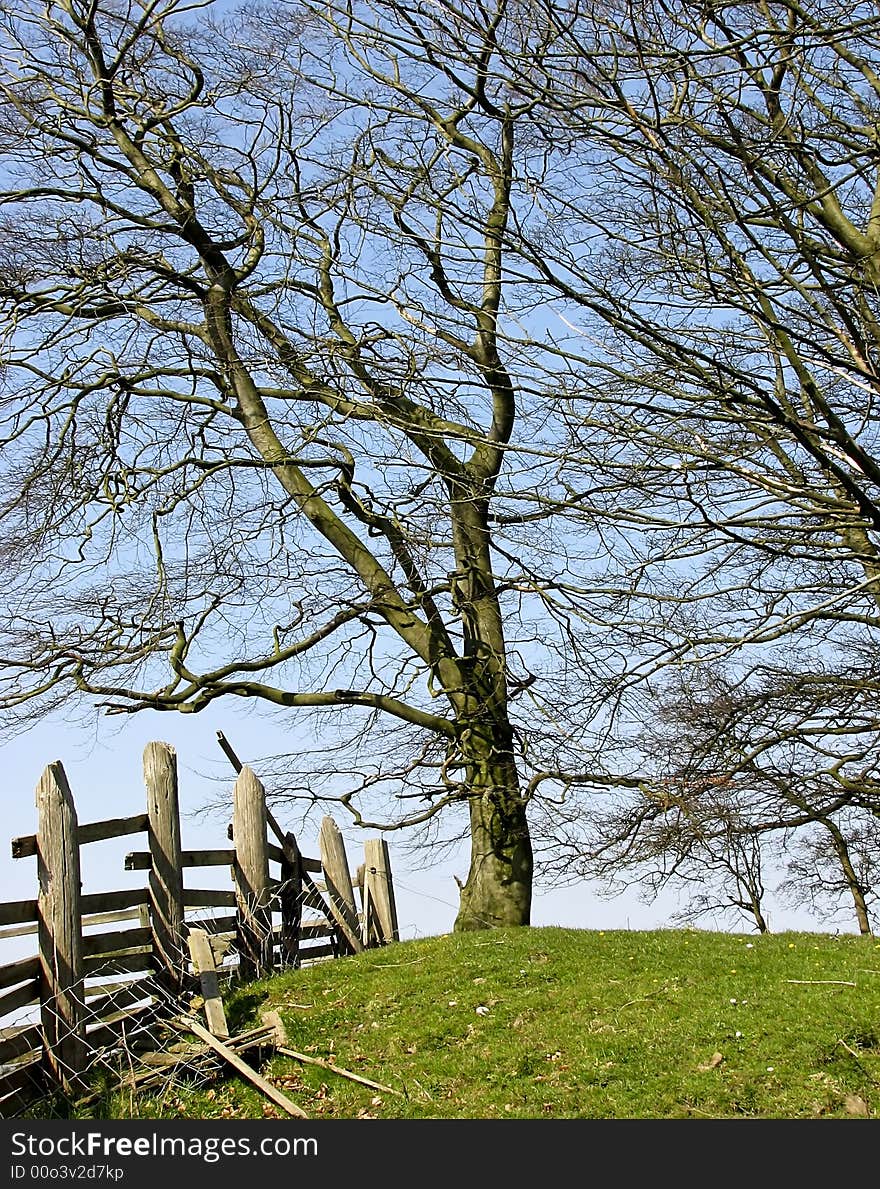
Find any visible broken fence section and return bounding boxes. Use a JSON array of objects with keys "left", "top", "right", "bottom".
[{"left": 0, "top": 739, "right": 398, "bottom": 1116}]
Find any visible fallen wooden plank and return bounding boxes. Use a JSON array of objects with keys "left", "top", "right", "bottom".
[
  {"left": 174, "top": 1016, "right": 309, "bottom": 1119},
  {"left": 75, "top": 1024, "right": 279, "bottom": 1106},
  {"left": 188, "top": 929, "right": 229, "bottom": 1038},
  {"left": 277, "top": 1046, "right": 402, "bottom": 1096},
  {"left": 260, "top": 1009, "right": 288, "bottom": 1046}
]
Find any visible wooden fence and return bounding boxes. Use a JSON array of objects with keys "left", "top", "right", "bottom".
[{"left": 0, "top": 736, "right": 398, "bottom": 1117}]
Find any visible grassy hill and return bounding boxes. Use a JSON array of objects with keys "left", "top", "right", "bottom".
[{"left": 82, "top": 927, "right": 880, "bottom": 1119}]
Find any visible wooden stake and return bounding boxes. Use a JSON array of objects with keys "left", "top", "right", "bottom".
[
  {"left": 364, "top": 838, "right": 399, "bottom": 944},
  {"left": 318, "top": 818, "right": 362, "bottom": 954},
  {"left": 36, "top": 761, "right": 86, "bottom": 1093},
  {"left": 187, "top": 928, "right": 229, "bottom": 1038},
  {"left": 175, "top": 1016, "right": 309, "bottom": 1118},
  {"left": 232, "top": 767, "right": 274, "bottom": 978},
  {"left": 360, "top": 866, "right": 373, "bottom": 948},
  {"left": 144, "top": 742, "right": 185, "bottom": 989}
]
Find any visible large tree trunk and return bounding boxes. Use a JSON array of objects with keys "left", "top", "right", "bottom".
[
  {"left": 453, "top": 723, "right": 532, "bottom": 930},
  {"left": 447, "top": 491, "right": 532, "bottom": 929}
]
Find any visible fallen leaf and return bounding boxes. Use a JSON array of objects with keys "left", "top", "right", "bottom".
[
  {"left": 844, "top": 1093, "right": 869, "bottom": 1117},
  {"left": 697, "top": 1052, "right": 724, "bottom": 1071}
]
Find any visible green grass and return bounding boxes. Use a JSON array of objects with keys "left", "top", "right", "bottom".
[{"left": 64, "top": 927, "right": 880, "bottom": 1119}]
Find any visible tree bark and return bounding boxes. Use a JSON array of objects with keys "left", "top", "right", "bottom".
[
  {"left": 825, "top": 819, "right": 873, "bottom": 937},
  {"left": 749, "top": 900, "right": 770, "bottom": 935},
  {"left": 454, "top": 731, "right": 532, "bottom": 930}
]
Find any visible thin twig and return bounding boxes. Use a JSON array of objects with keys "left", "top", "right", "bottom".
[
  {"left": 614, "top": 986, "right": 668, "bottom": 1011},
  {"left": 277, "top": 1045, "right": 403, "bottom": 1096},
  {"left": 837, "top": 1038, "right": 880, "bottom": 1086},
  {"left": 785, "top": 979, "right": 857, "bottom": 987}
]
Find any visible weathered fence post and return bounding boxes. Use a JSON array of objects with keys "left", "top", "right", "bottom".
[
  {"left": 36, "top": 761, "right": 86, "bottom": 1093},
  {"left": 363, "top": 838, "right": 399, "bottom": 945},
  {"left": 279, "top": 832, "right": 302, "bottom": 970},
  {"left": 232, "top": 766, "right": 273, "bottom": 979},
  {"left": 318, "top": 817, "right": 363, "bottom": 954},
  {"left": 144, "top": 742, "right": 185, "bottom": 989}
]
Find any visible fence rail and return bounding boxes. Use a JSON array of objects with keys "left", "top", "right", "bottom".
[{"left": 0, "top": 736, "right": 398, "bottom": 1118}]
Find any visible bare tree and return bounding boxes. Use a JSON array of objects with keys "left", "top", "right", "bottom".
[
  {"left": 0, "top": 0, "right": 661, "bottom": 929},
  {"left": 778, "top": 810, "right": 879, "bottom": 934},
  {"left": 470, "top": 0, "right": 880, "bottom": 919},
  {"left": 564, "top": 665, "right": 879, "bottom": 934}
]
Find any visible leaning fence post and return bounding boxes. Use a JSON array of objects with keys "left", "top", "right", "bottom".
[
  {"left": 144, "top": 742, "right": 185, "bottom": 989},
  {"left": 36, "top": 761, "right": 86, "bottom": 1093},
  {"left": 318, "top": 817, "right": 363, "bottom": 954},
  {"left": 232, "top": 766, "right": 273, "bottom": 979},
  {"left": 363, "top": 838, "right": 399, "bottom": 945}
]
